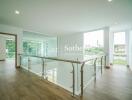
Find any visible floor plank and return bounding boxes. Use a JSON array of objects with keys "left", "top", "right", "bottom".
[{"left": 83, "top": 65, "right": 132, "bottom": 100}]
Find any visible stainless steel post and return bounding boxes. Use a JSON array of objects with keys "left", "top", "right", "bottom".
[
  {"left": 71, "top": 63, "right": 75, "bottom": 96},
  {"left": 94, "top": 58, "right": 97, "bottom": 81},
  {"left": 28, "top": 57, "right": 31, "bottom": 71},
  {"left": 101, "top": 56, "right": 103, "bottom": 74},
  {"left": 20, "top": 55, "right": 22, "bottom": 67},
  {"left": 42, "top": 58, "right": 45, "bottom": 78},
  {"left": 104, "top": 56, "right": 107, "bottom": 68},
  {"left": 80, "top": 62, "right": 85, "bottom": 97}
]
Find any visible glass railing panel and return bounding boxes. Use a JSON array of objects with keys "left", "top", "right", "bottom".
[
  {"left": 21, "top": 56, "right": 28, "bottom": 70},
  {"left": 30, "top": 57, "right": 42, "bottom": 76},
  {"left": 102, "top": 56, "right": 105, "bottom": 67},
  {"left": 19, "top": 54, "right": 106, "bottom": 97},
  {"left": 75, "top": 63, "right": 81, "bottom": 95},
  {"left": 83, "top": 60, "right": 95, "bottom": 88},
  {"left": 96, "top": 58, "right": 101, "bottom": 73},
  {"left": 44, "top": 59, "right": 73, "bottom": 93}
]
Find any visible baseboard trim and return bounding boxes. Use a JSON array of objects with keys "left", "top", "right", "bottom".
[
  {"left": 16, "top": 66, "right": 20, "bottom": 68},
  {"left": 105, "top": 65, "right": 111, "bottom": 69},
  {"left": 0, "top": 59, "right": 5, "bottom": 61}
]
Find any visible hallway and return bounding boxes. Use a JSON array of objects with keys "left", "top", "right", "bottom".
[{"left": 83, "top": 66, "right": 132, "bottom": 100}]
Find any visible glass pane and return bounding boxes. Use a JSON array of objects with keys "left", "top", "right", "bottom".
[
  {"left": 84, "top": 30, "right": 104, "bottom": 58},
  {"left": 30, "top": 57, "right": 42, "bottom": 76},
  {"left": 46, "top": 37, "right": 57, "bottom": 57},
  {"left": 114, "top": 32, "right": 127, "bottom": 65},
  {"left": 23, "top": 41, "right": 42, "bottom": 56},
  {"left": 83, "top": 60, "right": 94, "bottom": 88},
  {"left": 45, "top": 59, "right": 73, "bottom": 93},
  {"left": 23, "top": 31, "right": 57, "bottom": 57},
  {"left": 21, "top": 56, "right": 28, "bottom": 70},
  {"left": 96, "top": 58, "right": 101, "bottom": 73}
]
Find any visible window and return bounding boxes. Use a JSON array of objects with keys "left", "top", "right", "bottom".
[
  {"left": 113, "top": 32, "right": 127, "bottom": 65},
  {"left": 84, "top": 30, "right": 104, "bottom": 58}
]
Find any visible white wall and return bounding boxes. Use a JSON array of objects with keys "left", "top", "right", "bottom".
[
  {"left": 0, "top": 24, "right": 23, "bottom": 66},
  {"left": 58, "top": 33, "right": 83, "bottom": 60},
  {"left": 0, "top": 36, "right": 6, "bottom": 60},
  {"left": 109, "top": 32, "right": 114, "bottom": 64},
  {"left": 125, "top": 30, "right": 130, "bottom": 66},
  {"left": 23, "top": 31, "right": 49, "bottom": 41},
  {"left": 128, "top": 30, "right": 132, "bottom": 69},
  {"left": 103, "top": 27, "right": 110, "bottom": 66}
]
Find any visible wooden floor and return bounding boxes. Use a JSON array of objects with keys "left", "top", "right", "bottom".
[
  {"left": 83, "top": 65, "right": 132, "bottom": 100},
  {"left": 0, "top": 60, "right": 132, "bottom": 100},
  {"left": 0, "top": 60, "right": 77, "bottom": 100}
]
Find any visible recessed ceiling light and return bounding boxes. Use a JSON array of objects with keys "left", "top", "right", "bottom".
[
  {"left": 15, "top": 10, "right": 20, "bottom": 15},
  {"left": 108, "top": 0, "right": 112, "bottom": 2}
]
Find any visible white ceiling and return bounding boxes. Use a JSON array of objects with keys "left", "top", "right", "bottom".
[{"left": 0, "top": 0, "right": 132, "bottom": 35}]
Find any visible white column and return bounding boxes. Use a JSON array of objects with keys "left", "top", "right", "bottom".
[
  {"left": 17, "top": 31, "right": 23, "bottom": 67},
  {"left": 109, "top": 32, "right": 114, "bottom": 64},
  {"left": 129, "top": 30, "right": 132, "bottom": 69},
  {"left": 104, "top": 27, "right": 110, "bottom": 66},
  {"left": 125, "top": 30, "right": 130, "bottom": 66}
]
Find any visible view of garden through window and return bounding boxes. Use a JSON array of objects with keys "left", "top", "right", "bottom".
[{"left": 6, "top": 39, "right": 15, "bottom": 58}]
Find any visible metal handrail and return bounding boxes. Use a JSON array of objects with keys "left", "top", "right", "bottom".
[
  {"left": 18, "top": 54, "right": 106, "bottom": 97},
  {"left": 18, "top": 54, "right": 104, "bottom": 64}
]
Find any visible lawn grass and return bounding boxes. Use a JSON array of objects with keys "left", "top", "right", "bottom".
[{"left": 113, "top": 59, "right": 127, "bottom": 65}]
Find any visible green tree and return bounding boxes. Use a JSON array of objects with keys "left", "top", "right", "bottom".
[{"left": 6, "top": 40, "right": 15, "bottom": 58}]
